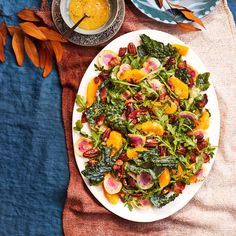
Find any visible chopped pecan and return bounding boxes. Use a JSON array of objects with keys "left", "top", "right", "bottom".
[
  {"left": 118, "top": 47, "right": 127, "bottom": 57},
  {"left": 118, "top": 152, "right": 129, "bottom": 161},
  {"left": 177, "top": 60, "right": 187, "bottom": 69},
  {"left": 203, "top": 153, "right": 211, "bottom": 163},
  {"left": 98, "top": 72, "right": 109, "bottom": 81},
  {"left": 94, "top": 76, "right": 100, "bottom": 84},
  {"left": 176, "top": 145, "right": 187, "bottom": 155},
  {"left": 144, "top": 138, "right": 158, "bottom": 148},
  {"left": 173, "top": 181, "right": 186, "bottom": 193},
  {"left": 88, "top": 159, "right": 98, "bottom": 167},
  {"left": 159, "top": 146, "right": 167, "bottom": 156},
  {"left": 115, "top": 159, "right": 123, "bottom": 166},
  {"left": 108, "top": 57, "right": 120, "bottom": 67},
  {"left": 197, "top": 140, "right": 208, "bottom": 150},
  {"left": 81, "top": 112, "right": 87, "bottom": 123},
  {"left": 196, "top": 94, "right": 208, "bottom": 108}
]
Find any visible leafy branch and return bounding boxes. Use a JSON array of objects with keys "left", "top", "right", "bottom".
[
  {"left": 155, "top": 0, "right": 205, "bottom": 32},
  {"left": 0, "top": 9, "right": 67, "bottom": 77}
]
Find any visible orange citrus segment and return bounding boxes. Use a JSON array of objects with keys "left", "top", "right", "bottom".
[
  {"left": 135, "top": 121, "right": 164, "bottom": 136},
  {"left": 172, "top": 44, "right": 189, "bottom": 56},
  {"left": 119, "top": 69, "right": 146, "bottom": 84},
  {"left": 86, "top": 78, "right": 101, "bottom": 107},
  {"left": 159, "top": 168, "right": 170, "bottom": 188},
  {"left": 168, "top": 76, "right": 189, "bottom": 99}
]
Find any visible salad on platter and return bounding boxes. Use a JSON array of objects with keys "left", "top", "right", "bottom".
[{"left": 74, "top": 34, "right": 215, "bottom": 210}]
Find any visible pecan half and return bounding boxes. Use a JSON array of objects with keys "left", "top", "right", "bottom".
[
  {"left": 99, "top": 87, "right": 107, "bottom": 103},
  {"left": 118, "top": 47, "right": 127, "bottom": 57},
  {"left": 83, "top": 148, "right": 100, "bottom": 158},
  {"left": 95, "top": 113, "right": 106, "bottom": 126},
  {"left": 101, "top": 128, "right": 111, "bottom": 141},
  {"left": 127, "top": 42, "right": 137, "bottom": 55}
]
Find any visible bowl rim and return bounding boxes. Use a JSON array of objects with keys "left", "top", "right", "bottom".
[{"left": 60, "top": 0, "right": 119, "bottom": 35}]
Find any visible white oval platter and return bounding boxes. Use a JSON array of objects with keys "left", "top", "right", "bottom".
[{"left": 72, "top": 30, "right": 220, "bottom": 222}]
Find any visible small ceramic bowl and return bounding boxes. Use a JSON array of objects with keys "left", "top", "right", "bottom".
[{"left": 60, "top": 0, "right": 118, "bottom": 35}]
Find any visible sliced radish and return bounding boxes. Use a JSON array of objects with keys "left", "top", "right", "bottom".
[
  {"left": 143, "top": 57, "right": 161, "bottom": 73},
  {"left": 196, "top": 165, "right": 207, "bottom": 181},
  {"left": 148, "top": 78, "right": 162, "bottom": 91},
  {"left": 103, "top": 173, "right": 122, "bottom": 194},
  {"left": 134, "top": 198, "right": 151, "bottom": 209},
  {"left": 128, "top": 134, "right": 146, "bottom": 147},
  {"left": 179, "top": 111, "right": 198, "bottom": 122},
  {"left": 117, "top": 63, "right": 132, "bottom": 79},
  {"left": 75, "top": 138, "right": 93, "bottom": 156},
  {"left": 137, "top": 172, "right": 154, "bottom": 190},
  {"left": 97, "top": 50, "right": 120, "bottom": 70}
]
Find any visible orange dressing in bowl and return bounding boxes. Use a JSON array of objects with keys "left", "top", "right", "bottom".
[{"left": 69, "top": 0, "right": 110, "bottom": 30}]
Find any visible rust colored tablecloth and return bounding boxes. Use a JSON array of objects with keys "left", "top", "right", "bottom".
[{"left": 38, "top": 0, "right": 236, "bottom": 235}]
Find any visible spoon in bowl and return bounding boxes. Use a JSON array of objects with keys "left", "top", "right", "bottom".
[{"left": 63, "top": 14, "right": 89, "bottom": 39}]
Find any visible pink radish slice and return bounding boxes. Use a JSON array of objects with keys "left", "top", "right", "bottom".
[
  {"left": 97, "top": 50, "right": 120, "bottom": 70},
  {"left": 179, "top": 111, "right": 198, "bottom": 122},
  {"left": 143, "top": 57, "right": 161, "bottom": 73},
  {"left": 134, "top": 198, "right": 151, "bottom": 209},
  {"left": 75, "top": 138, "right": 93, "bottom": 156},
  {"left": 196, "top": 165, "right": 207, "bottom": 181},
  {"left": 103, "top": 173, "right": 122, "bottom": 194},
  {"left": 128, "top": 134, "right": 146, "bottom": 147},
  {"left": 137, "top": 172, "right": 154, "bottom": 190},
  {"left": 117, "top": 63, "right": 132, "bottom": 79}
]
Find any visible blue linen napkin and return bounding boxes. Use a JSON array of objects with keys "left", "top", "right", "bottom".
[
  {"left": 0, "top": 0, "right": 69, "bottom": 235},
  {"left": 228, "top": 0, "right": 236, "bottom": 22}
]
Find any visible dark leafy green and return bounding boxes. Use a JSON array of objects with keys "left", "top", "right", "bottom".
[
  {"left": 175, "top": 68, "right": 191, "bottom": 84},
  {"left": 81, "top": 147, "right": 115, "bottom": 185},
  {"left": 140, "top": 34, "right": 178, "bottom": 63},
  {"left": 196, "top": 72, "right": 210, "bottom": 91},
  {"left": 150, "top": 192, "right": 178, "bottom": 208}
]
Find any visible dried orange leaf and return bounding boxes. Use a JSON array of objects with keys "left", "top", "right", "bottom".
[
  {"left": 8, "top": 26, "right": 22, "bottom": 36},
  {"left": 24, "top": 36, "right": 39, "bottom": 67},
  {"left": 12, "top": 31, "right": 25, "bottom": 66},
  {"left": 20, "top": 22, "right": 47, "bottom": 40},
  {"left": 155, "top": 0, "right": 163, "bottom": 8},
  {"left": 18, "top": 9, "right": 41, "bottom": 22},
  {"left": 0, "top": 22, "right": 7, "bottom": 46},
  {"left": 0, "top": 34, "right": 5, "bottom": 63},
  {"left": 38, "top": 27, "right": 66, "bottom": 42},
  {"left": 38, "top": 42, "right": 46, "bottom": 69},
  {"left": 51, "top": 41, "right": 63, "bottom": 63},
  {"left": 181, "top": 10, "right": 205, "bottom": 28},
  {"left": 43, "top": 48, "right": 53, "bottom": 77},
  {"left": 177, "top": 23, "right": 201, "bottom": 33},
  {"left": 44, "top": 41, "right": 54, "bottom": 55}
]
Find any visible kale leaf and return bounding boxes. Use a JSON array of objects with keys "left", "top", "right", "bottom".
[
  {"left": 175, "top": 68, "right": 191, "bottom": 84},
  {"left": 150, "top": 192, "right": 177, "bottom": 208},
  {"left": 140, "top": 34, "right": 177, "bottom": 63},
  {"left": 81, "top": 147, "right": 115, "bottom": 185},
  {"left": 84, "top": 101, "right": 105, "bottom": 126},
  {"left": 196, "top": 72, "right": 210, "bottom": 91}
]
